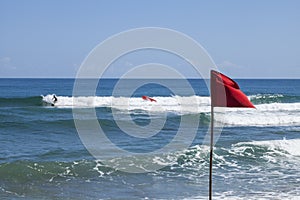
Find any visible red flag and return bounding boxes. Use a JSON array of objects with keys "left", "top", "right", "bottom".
[
  {"left": 210, "top": 70, "right": 255, "bottom": 108},
  {"left": 142, "top": 95, "right": 157, "bottom": 102}
]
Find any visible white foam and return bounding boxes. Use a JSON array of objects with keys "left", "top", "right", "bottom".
[
  {"left": 249, "top": 94, "right": 284, "bottom": 100},
  {"left": 42, "top": 94, "right": 300, "bottom": 126},
  {"left": 42, "top": 94, "right": 211, "bottom": 113},
  {"left": 221, "top": 104, "right": 300, "bottom": 126},
  {"left": 233, "top": 139, "right": 300, "bottom": 157},
  {"left": 185, "top": 194, "right": 300, "bottom": 200},
  {"left": 41, "top": 94, "right": 56, "bottom": 105}
]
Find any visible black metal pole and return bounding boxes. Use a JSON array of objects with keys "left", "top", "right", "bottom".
[{"left": 209, "top": 106, "right": 214, "bottom": 200}]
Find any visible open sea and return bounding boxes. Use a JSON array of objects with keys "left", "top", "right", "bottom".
[{"left": 1, "top": 78, "right": 300, "bottom": 200}]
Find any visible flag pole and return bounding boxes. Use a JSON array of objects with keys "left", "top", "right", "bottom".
[
  {"left": 209, "top": 70, "right": 255, "bottom": 200},
  {"left": 209, "top": 105, "right": 214, "bottom": 200}
]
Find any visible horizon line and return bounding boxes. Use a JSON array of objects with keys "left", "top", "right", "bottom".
[{"left": 0, "top": 77, "right": 299, "bottom": 80}]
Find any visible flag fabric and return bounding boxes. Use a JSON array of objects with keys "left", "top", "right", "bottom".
[{"left": 210, "top": 70, "right": 255, "bottom": 108}]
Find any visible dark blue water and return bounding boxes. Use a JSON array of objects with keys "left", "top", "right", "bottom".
[{"left": 0, "top": 79, "right": 300, "bottom": 199}]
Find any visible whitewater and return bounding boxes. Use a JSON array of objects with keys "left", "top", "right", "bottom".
[
  {"left": 1, "top": 78, "right": 300, "bottom": 199},
  {"left": 42, "top": 94, "right": 300, "bottom": 126}
]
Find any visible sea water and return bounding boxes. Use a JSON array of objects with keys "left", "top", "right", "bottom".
[{"left": 0, "top": 79, "right": 300, "bottom": 199}]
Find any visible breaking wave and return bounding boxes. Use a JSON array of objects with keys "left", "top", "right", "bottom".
[
  {"left": 0, "top": 94, "right": 298, "bottom": 127},
  {"left": 41, "top": 94, "right": 300, "bottom": 126}
]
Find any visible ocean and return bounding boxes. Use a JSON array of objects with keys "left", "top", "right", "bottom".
[{"left": 0, "top": 78, "right": 300, "bottom": 199}]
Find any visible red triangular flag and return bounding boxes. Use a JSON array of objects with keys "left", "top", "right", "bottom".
[{"left": 210, "top": 70, "right": 255, "bottom": 108}]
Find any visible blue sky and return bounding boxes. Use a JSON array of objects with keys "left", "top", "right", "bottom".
[{"left": 0, "top": 0, "right": 299, "bottom": 78}]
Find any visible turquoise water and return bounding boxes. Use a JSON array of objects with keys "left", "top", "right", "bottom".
[{"left": 0, "top": 79, "right": 300, "bottom": 199}]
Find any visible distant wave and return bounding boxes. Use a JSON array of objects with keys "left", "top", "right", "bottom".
[
  {"left": 0, "top": 94, "right": 298, "bottom": 127},
  {"left": 0, "top": 93, "right": 295, "bottom": 108},
  {"left": 43, "top": 95, "right": 211, "bottom": 113},
  {"left": 0, "top": 96, "right": 43, "bottom": 107},
  {"left": 41, "top": 94, "right": 300, "bottom": 126},
  {"left": 249, "top": 94, "right": 300, "bottom": 104},
  {"left": 219, "top": 102, "right": 300, "bottom": 126}
]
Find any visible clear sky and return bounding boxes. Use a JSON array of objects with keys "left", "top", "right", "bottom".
[{"left": 0, "top": 0, "right": 299, "bottom": 78}]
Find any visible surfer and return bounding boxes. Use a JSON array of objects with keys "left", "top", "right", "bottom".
[
  {"left": 142, "top": 95, "right": 156, "bottom": 102},
  {"left": 53, "top": 95, "right": 57, "bottom": 102},
  {"left": 52, "top": 95, "right": 57, "bottom": 106}
]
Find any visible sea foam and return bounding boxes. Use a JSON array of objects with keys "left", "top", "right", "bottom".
[{"left": 42, "top": 94, "right": 300, "bottom": 126}]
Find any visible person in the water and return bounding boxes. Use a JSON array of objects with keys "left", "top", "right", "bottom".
[{"left": 52, "top": 95, "right": 57, "bottom": 106}]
